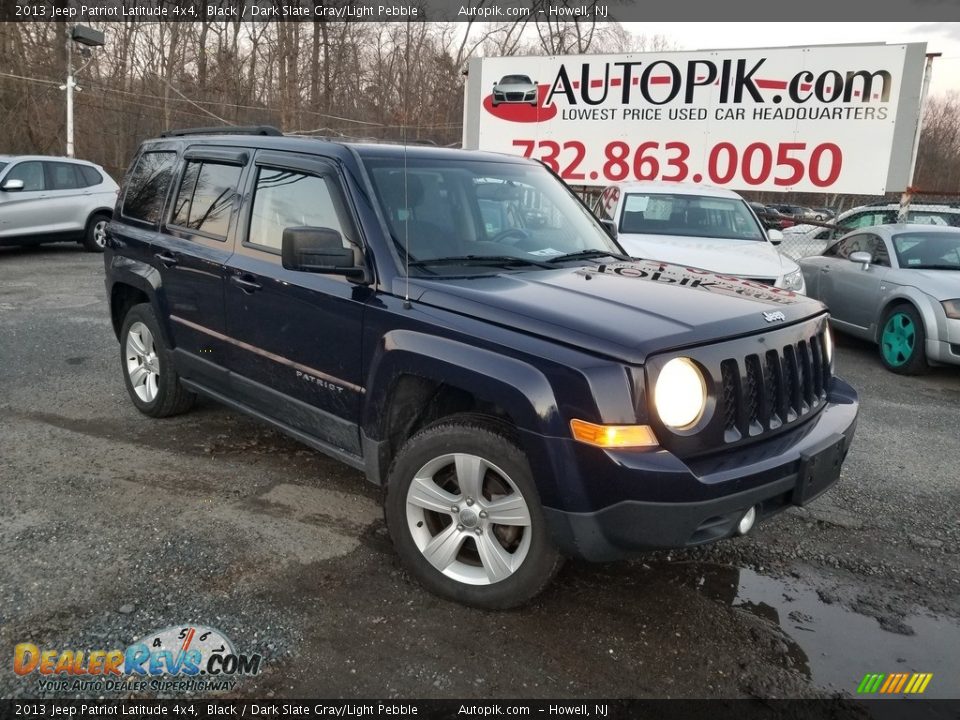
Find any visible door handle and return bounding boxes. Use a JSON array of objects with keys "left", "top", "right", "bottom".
[
  {"left": 154, "top": 252, "right": 179, "bottom": 267},
  {"left": 820, "top": 266, "right": 830, "bottom": 273},
  {"left": 229, "top": 274, "right": 262, "bottom": 293}
]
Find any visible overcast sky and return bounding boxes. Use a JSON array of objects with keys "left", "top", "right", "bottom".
[{"left": 625, "top": 22, "right": 959, "bottom": 96}]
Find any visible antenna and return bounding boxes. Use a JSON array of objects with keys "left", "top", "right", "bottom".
[{"left": 402, "top": 20, "right": 412, "bottom": 311}]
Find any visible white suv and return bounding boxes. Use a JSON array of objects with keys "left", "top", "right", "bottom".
[
  {"left": 0, "top": 155, "right": 119, "bottom": 252},
  {"left": 592, "top": 181, "right": 805, "bottom": 293}
]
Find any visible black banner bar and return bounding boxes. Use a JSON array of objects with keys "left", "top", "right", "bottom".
[
  {"left": 2, "top": 700, "right": 960, "bottom": 720},
  {"left": 2, "top": 0, "right": 959, "bottom": 22}
]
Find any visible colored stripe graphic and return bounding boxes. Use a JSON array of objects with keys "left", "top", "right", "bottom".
[{"left": 858, "top": 673, "right": 932, "bottom": 694}]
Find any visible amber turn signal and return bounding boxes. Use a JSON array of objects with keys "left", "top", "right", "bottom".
[{"left": 569, "top": 419, "right": 658, "bottom": 448}]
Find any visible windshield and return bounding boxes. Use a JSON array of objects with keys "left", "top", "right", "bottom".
[
  {"left": 618, "top": 192, "right": 765, "bottom": 241},
  {"left": 500, "top": 75, "right": 532, "bottom": 85},
  {"left": 363, "top": 157, "right": 621, "bottom": 275},
  {"left": 893, "top": 231, "right": 960, "bottom": 270}
]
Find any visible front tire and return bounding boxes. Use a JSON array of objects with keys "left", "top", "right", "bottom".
[
  {"left": 119, "top": 304, "right": 196, "bottom": 417},
  {"left": 384, "top": 417, "right": 562, "bottom": 609},
  {"left": 879, "top": 304, "right": 928, "bottom": 375},
  {"left": 82, "top": 213, "right": 110, "bottom": 253}
]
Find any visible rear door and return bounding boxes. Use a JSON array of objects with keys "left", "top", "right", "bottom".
[
  {"left": 154, "top": 147, "right": 247, "bottom": 391},
  {"left": 0, "top": 161, "right": 50, "bottom": 239},
  {"left": 222, "top": 150, "right": 368, "bottom": 455},
  {"left": 41, "top": 161, "right": 93, "bottom": 233}
]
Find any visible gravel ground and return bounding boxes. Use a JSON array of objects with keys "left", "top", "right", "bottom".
[{"left": 1, "top": 244, "right": 958, "bottom": 700}]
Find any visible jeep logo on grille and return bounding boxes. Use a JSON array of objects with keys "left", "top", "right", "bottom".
[{"left": 763, "top": 311, "right": 786, "bottom": 323}]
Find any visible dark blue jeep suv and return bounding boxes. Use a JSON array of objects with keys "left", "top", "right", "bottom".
[{"left": 104, "top": 127, "right": 859, "bottom": 608}]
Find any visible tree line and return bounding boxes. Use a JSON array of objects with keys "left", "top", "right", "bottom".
[{"left": 0, "top": 19, "right": 956, "bottom": 203}]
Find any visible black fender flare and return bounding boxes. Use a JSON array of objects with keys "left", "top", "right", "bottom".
[{"left": 106, "top": 255, "right": 169, "bottom": 346}]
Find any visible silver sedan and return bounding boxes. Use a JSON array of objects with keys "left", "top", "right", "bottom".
[{"left": 800, "top": 224, "right": 960, "bottom": 374}]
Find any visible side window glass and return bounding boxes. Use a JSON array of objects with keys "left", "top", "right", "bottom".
[
  {"left": 170, "top": 161, "right": 242, "bottom": 239},
  {"left": 827, "top": 235, "right": 859, "bottom": 259},
  {"left": 46, "top": 162, "right": 82, "bottom": 190},
  {"left": 868, "top": 235, "right": 891, "bottom": 266},
  {"left": 6, "top": 161, "right": 45, "bottom": 191},
  {"left": 121, "top": 151, "right": 177, "bottom": 226},
  {"left": 79, "top": 165, "right": 103, "bottom": 187},
  {"left": 247, "top": 167, "right": 347, "bottom": 252}
]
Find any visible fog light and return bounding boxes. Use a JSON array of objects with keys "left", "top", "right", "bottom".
[{"left": 737, "top": 506, "right": 757, "bottom": 535}]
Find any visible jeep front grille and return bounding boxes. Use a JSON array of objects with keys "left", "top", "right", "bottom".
[
  {"left": 719, "top": 332, "right": 830, "bottom": 442},
  {"left": 644, "top": 316, "right": 832, "bottom": 458}
]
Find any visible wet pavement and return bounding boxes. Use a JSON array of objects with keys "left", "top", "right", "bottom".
[{"left": 1, "top": 245, "right": 958, "bottom": 700}]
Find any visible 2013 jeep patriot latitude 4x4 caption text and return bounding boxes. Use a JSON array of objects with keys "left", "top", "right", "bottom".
[{"left": 104, "top": 127, "right": 859, "bottom": 609}]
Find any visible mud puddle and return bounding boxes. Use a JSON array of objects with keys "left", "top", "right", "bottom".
[{"left": 666, "top": 562, "right": 960, "bottom": 698}]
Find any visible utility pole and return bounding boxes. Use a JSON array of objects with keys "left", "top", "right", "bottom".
[
  {"left": 62, "top": 25, "right": 105, "bottom": 158},
  {"left": 65, "top": 28, "right": 75, "bottom": 157}
]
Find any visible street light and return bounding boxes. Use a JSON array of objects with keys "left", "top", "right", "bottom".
[{"left": 63, "top": 24, "right": 105, "bottom": 158}]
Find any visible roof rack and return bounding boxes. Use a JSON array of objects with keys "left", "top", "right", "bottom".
[{"left": 160, "top": 126, "right": 282, "bottom": 138}]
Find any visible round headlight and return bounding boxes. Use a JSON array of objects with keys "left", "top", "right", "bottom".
[
  {"left": 824, "top": 324, "right": 834, "bottom": 365},
  {"left": 655, "top": 357, "right": 707, "bottom": 429}
]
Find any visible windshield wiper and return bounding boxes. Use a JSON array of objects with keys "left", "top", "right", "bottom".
[
  {"left": 546, "top": 249, "right": 631, "bottom": 263},
  {"left": 407, "top": 255, "right": 554, "bottom": 269}
]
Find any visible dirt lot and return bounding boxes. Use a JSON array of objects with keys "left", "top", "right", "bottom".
[{"left": 1, "top": 244, "right": 959, "bottom": 700}]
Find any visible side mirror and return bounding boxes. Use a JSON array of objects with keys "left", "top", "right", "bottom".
[
  {"left": 1, "top": 179, "right": 24, "bottom": 192},
  {"left": 281, "top": 226, "right": 363, "bottom": 278},
  {"left": 767, "top": 228, "right": 784, "bottom": 245},
  {"left": 600, "top": 219, "right": 617, "bottom": 239},
  {"left": 849, "top": 251, "right": 872, "bottom": 270}
]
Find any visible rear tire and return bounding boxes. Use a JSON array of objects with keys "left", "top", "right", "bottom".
[
  {"left": 82, "top": 213, "right": 110, "bottom": 253},
  {"left": 879, "top": 304, "right": 928, "bottom": 375},
  {"left": 384, "top": 415, "right": 563, "bottom": 609},
  {"left": 119, "top": 304, "right": 196, "bottom": 417}
]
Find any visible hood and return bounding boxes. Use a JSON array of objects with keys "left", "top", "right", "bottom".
[
  {"left": 615, "top": 233, "right": 793, "bottom": 279},
  {"left": 401, "top": 259, "right": 824, "bottom": 364},
  {"left": 893, "top": 269, "right": 960, "bottom": 300}
]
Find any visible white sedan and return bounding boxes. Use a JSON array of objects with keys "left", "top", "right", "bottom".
[{"left": 592, "top": 181, "right": 806, "bottom": 293}]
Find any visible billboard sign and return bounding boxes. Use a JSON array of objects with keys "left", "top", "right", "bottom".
[{"left": 463, "top": 43, "right": 927, "bottom": 194}]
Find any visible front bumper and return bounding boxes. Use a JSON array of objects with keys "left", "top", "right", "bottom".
[{"left": 534, "top": 377, "right": 859, "bottom": 561}]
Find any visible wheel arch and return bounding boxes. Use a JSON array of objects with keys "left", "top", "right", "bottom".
[
  {"left": 361, "top": 330, "right": 563, "bottom": 486},
  {"left": 107, "top": 265, "right": 167, "bottom": 347},
  {"left": 874, "top": 291, "right": 937, "bottom": 345}
]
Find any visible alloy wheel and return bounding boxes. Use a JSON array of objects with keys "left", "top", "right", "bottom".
[
  {"left": 93, "top": 219, "right": 108, "bottom": 249},
  {"left": 125, "top": 321, "right": 160, "bottom": 403},
  {"left": 405, "top": 453, "right": 532, "bottom": 586},
  {"left": 881, "top": 312, "right": 916, "bottom": 367}
]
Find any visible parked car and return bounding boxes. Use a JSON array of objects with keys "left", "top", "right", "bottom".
[
  {"left": 780, "top": 201, "right": 960, "bottom": 259},
  {"left": 492, "top": 75, "right": 538, "bottom": 106},
  {"left": 0, "top": 155, "right": 118, "bottom": 252},
  {"left": 748, "top": 201, "right": 780, "bottom": 230},
  {"left": 770, "top": 203, "right": 813, "bottom": 220},
  {"left": 592, "top": 182, "right": 806, "bottom": 293},
  {"left": 810, "top": 207, "right": 836, "bottom": 221},
  {"left": 105, "top": 127, "right": 858, "bottom": 608},
  {"left": 799, "top": 224, "right": 960, "bottom": 374}
]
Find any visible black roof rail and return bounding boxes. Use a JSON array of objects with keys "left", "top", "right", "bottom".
[{"left": 160, "top": 125, "right": 282, "bottom": 138}]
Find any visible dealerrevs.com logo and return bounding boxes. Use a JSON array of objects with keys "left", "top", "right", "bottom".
[{"left": 14, "top": 625, "right": 262, "bottom": 693}]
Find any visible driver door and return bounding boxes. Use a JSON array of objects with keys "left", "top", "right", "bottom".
[{"left": 223, "top": 151, "right": 369, "bottom": 455}]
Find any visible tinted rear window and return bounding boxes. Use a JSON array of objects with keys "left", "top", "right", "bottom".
[
  {"left": 121, "top": 151, "right": 178, "bottom": 226},
  {"left": 46, "top": 162, "right": 82, "bottom": 190},
  {"left": 79, "top": 165, "right": 103, "bottom": 187},
  {"left": 170, "top": 161, "right": 241, "bottom": 239}
]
